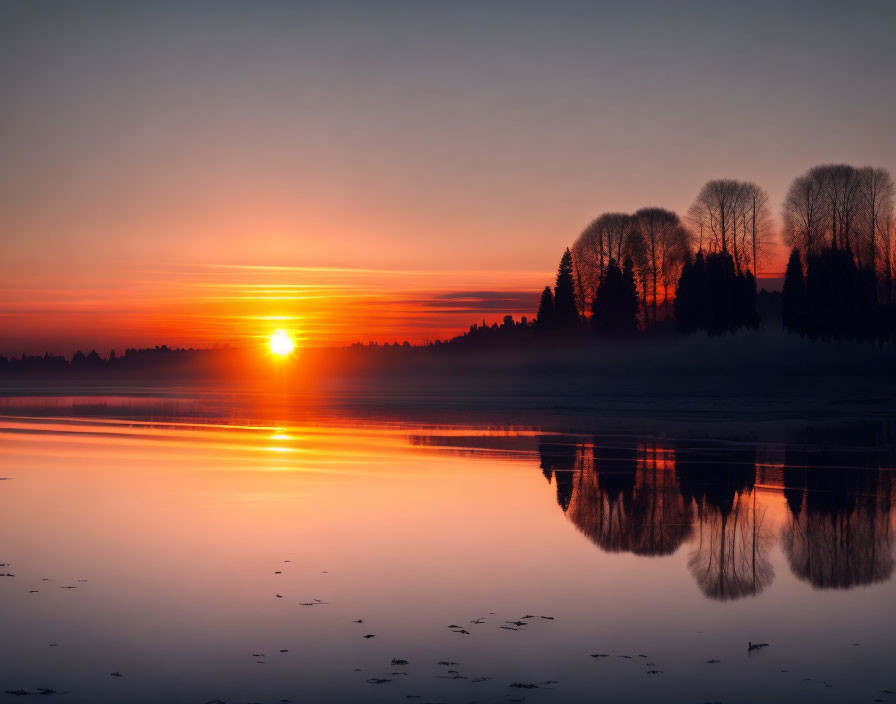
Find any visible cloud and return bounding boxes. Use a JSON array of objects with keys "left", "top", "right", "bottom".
[{"left": 397, "top": 290, "right": 540, "bottom": 312}]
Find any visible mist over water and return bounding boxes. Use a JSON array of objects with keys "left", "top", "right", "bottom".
[{"left": 1, "top": 394, "right": 894, "bottom": 703}]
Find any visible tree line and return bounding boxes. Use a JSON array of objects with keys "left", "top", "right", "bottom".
[
  {"left": 780, "top": 165, "right": 895, "bottom": 340},
  {"left": 528, "top": 163, "right": 894, "bottom": 341},
  {"left": 0, "top": 346, "right": 228, "bottom": 377}
]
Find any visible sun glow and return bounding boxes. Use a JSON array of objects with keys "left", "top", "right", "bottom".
[{"left": 268, "top": 330, "right": 295, "bottom": 356}]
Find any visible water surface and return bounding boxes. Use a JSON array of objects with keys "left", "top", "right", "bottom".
[{"left": 1, "top": 395, "right": 894, "bottom": 703}]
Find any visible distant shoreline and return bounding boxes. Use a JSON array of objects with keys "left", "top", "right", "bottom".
[{"left": 1, "top": 331, "right": 893, "bottom": 427}]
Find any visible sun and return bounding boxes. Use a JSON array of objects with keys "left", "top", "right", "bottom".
[{"left": 268, "top": 330, "right": 295, "bottom": 356}]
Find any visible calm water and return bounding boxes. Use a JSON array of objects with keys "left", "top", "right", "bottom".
[{"left": 1, "top": 395, "right": 894, "bottom": 703}]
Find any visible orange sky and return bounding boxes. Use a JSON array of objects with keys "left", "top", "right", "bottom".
[
  {"left": 0, "top": 264, "right": 550, "bottom": 355},
  {"left": 2, "top": 259, "right": 794, "bottom": 356},
  {"left": 2, "top": 2, "right": 893, "bottom": 355}
]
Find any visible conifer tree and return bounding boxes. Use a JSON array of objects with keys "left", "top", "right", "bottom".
[
  {"left": 674, "top": 255, "right": 700, "bottom": 333},
  {"left": 620, "top": 257, "right": 640, "bottom": 330},
  {"left": 592, "top": 258, "right": 639, "bottom": 334},
  {"left": 535, "top": 285, "right": 555, "bottom": 333},
  {"left": 553, "top": 248, "right": 580, "bottom": 331},
  {"left": 782, "top": 248, "right": 806, "bottom": 334},
  {"left": 674, "top": 251, "right": 757, "bottom": 335}
]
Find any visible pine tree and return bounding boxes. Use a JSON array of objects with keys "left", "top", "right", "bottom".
[
  {"left": 675, "top": 251, "right": 757, "bottom": 335},
  {"left": 805, "top": 248, "right": 876, "bottom": 340},
  {"left": 782, "top": 248, "right": 806, "bottom": 334},
  {"left": 620, "top": 257, "right": 640, "bottom": 330},
  {"left": 553, "top": 248, "right": 579, "bottom": 331},
  {"left": 674, "top": 256, "right": 698, "bottom": 333},
  {"left": 734, "top": 270, "right": 759, "bottom": 330},
  {"left": 704, "top": 252, "right": 736, "bottom": 335},
  {"left": 692, "top": 251, "right": 709, "bottom": 331},
  {"left": 592, "top": 258, "right": 638, "bottom": 334},
  {"left": 535, "top": 286, "right": 555, "bottom": 333}
]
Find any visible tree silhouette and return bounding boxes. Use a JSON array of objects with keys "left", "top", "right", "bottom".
[
  {"left": 780, "top": 439, "right": 894, "bottom": 590},
  {"left": 688, "top": 179, "right": 770, "bottom": 273},
  {"left": 734, "top": 268, "right": 759, "bottom": 331},
  {"left": 783, "top": 164, "right": 894, "bottom": 276},
  {"left": 782, "top": 248, "right": 807, "bottom": 333},
  {"left": 535, "top": 286, "right": 555, "bottom": 334},
  {"left": 674, "top": 252, "right": 706, "bottom": 333},
  {"left": 553, "top": 248, "right": 580, "bottom": 332},
  {"left": 688, "top": 180, "right": 741, "bottom": 255},
  {"left": 591, "top": 258, "right": 639, "bottom": 334},
  {"left": 673, "top": 251, "right": 757, "bottom": 335},
  {"left": 704, "top": 253, "right": 736, "bottom": 334},
  {"left": 805, "top": 248, "right": 876, "bottom": 340},
  {"left": 571, "top": 213, "right": 636, "bottom": 315},
  {"left": 633, "top": 207, "right": 692, "bottom": 323},
  {"left": 709, "top": 252, "right": 757, "bottom": 334},
  {"left": 620, "top": 258, "right": 640, "bottom": 332},
  {"left": 857, "top": 166, "right": 894, "bottom": 275},
  {"left": 779, "top": 164, "right": 896, "bottom": 339},
  {"left": 744, "top": 184, "right": 773, "bottom": 276}
]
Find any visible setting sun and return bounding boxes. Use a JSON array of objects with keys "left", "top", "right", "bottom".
[{"left": 268, "top": 330, "right": 295, "bottom": 356}]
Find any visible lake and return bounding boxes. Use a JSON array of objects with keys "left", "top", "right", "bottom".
[{"left": 1, "top": 393, "right": 894, "bottom": 703}]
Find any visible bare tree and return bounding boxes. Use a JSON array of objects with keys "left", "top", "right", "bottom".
[
  {"left": 571, "top": 213, "right": 634, "bottom": 314},
  {"left": 743, "top": 183, "right": 773, "bottom": 276},
  {"left": 883, "top": 212, "right": 896, "bottom": 304},
  {"left": 634, "top": 207, "right": 692, "bottom": 323},
  {"left": 820, "top": 164, "right": 863, "bottom": 253},
  {"left": 858, "top": 166, "right": 895, "bottom": 274},
  {"left": 689, "top": 179, "right": 770, "bottom": 275},
  {"left": 571, "top": 218, "right": 605, "bottom": 315},
  {"left": 625, "top": 225, "right": 650, "bottom": 324},
  {"left": 660, "top": 225, "right": 692, "bottom": 319},
  {"left": 782, "top": 164, "right": 886, "bottom": 262},
  {"left": 687, "top": 179, "right": 743, "bottom": 256},
  {"left": 783, "top": 171, "right": 827, "bottom": 254}
]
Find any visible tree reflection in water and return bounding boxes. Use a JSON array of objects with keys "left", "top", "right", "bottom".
[
  {"left": 538, "top": 437, "right": 578, "bottom": 512},
  {"left": 541, "top": 439, "right": 693, "bottom": 556},
  {"left": 780, "top": 428, "right": 895, "bottom": 589},
  {"left": 539, "top": 438, "right": 777, "bottom": 600},
  {"left": 513, "top": 426, "right": 893, "bottom": 602},
  {"left": 688, "top": 491, "right": 775, "bottom": 600},
  {"left": 570, "top": 441, "right": 693, "bottom": 556},
  {"left": 673, "top": 444, "right": 774, "bottom": 600}
]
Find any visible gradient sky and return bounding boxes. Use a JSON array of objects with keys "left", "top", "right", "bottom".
[{"left": 2, "top": 0, "right": 895, "bottom": 353}]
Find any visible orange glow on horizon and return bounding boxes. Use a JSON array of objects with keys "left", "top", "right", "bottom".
[
  {"left": 0, "top": 258, "right": 789, "bottom": 356},
  {"left": 0, "top": 264, "right": 552, "bottom": 355}
]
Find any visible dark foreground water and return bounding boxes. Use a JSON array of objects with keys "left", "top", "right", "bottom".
[{"left": 0, "top": 394, "right": 894, "bottom": 703}]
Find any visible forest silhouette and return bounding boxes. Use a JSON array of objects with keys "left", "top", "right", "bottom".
[
  {"left": 456, "top": 162, "right": 896, "bottom": 345},
  {"left": 2, "top": 162, "right": 895, "bottom": 382}
]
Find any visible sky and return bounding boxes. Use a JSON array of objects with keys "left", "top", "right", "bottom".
[{"left": 2, "top": 0, "right": 895, "bottom": 353}]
